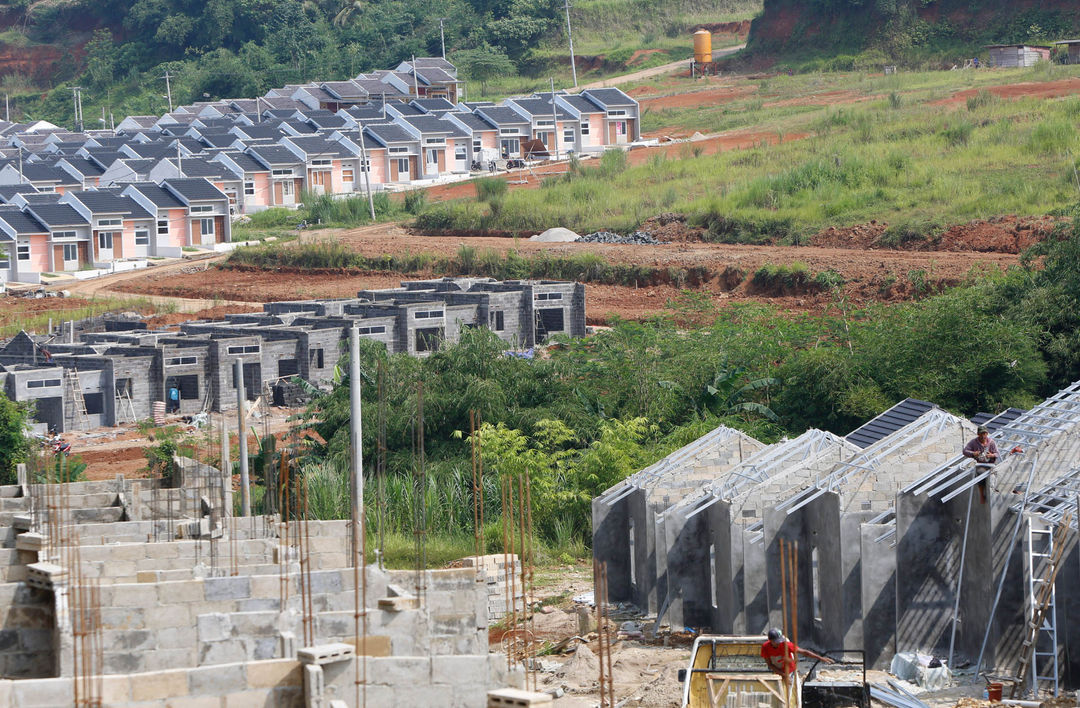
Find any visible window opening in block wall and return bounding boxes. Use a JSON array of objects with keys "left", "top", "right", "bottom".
[
  {"left": 710, "top": 544, "right": 718, "bottom": 609},
  {"left": 628, "top": 517, "right": 636, "bottom": 586},
  {"left": 811, "top": 546, "right": 822, "bottom": 622}
]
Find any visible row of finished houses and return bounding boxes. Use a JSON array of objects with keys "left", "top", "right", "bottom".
[
  {"left": 0, "top": 178, "right": 231, "bottom": 283},
  {"left": 0, "top": 90, "right": 639, "bottom": 206}
]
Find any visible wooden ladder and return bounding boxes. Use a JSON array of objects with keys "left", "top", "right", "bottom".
[
  {"left": 1012, "top": 512, "right": 1073, "bottom": 698},
  {"left": 66, "top": 368, "right": 88, "bottom": 425}
]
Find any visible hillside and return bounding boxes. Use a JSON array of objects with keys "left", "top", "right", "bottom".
[
  {"left": 0, "top": 0, "right": 758, "bottom": 126},
  {"left": 742, "top": 0, "right": 1080, "bottom": 68}
]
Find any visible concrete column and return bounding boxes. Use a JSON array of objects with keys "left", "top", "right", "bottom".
[
  {"left": 860, "top": 521, "right": 896, "bottom": 668},
  {"left": 591, "top": 493, "right": 632, "bottom": 603},
  {"left": 235, "top": 359, "right": 250, "bottom": 517}
]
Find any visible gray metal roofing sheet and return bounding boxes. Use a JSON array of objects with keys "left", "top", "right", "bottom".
[
  {"left": 844, "top": 398, "right": 935, "bottom": 448},
  {"left": 0, "top": 207, "right": 47, "bottom": 234},
  {"left": 163, "top": 178, "right": 227, "bottom": 202},
  {"left": 26, "top": 203, "right": 88, "bottom": 227},
  {"left": 128, "top": 183, "right": 185, "bottom": 209},
  {"left": 581, "top": 87, "right": 636, "bottom": 107}
]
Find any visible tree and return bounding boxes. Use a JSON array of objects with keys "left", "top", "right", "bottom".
[
  {"left": 0, "top": 392, "right": 32, "bottom": 486},
  {"left": 85, "top": 29, "right": 117, "bottom": 88},
  {"left": 452, "top": 46, "right": 515, "bottom": 96}
]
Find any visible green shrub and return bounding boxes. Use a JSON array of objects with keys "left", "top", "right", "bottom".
[
  {"left": 597, "top": 149, "right": 628, "bottom": 178},
  {"left": 814, "top": 269, "right": 845, "bottom": 290},
  {"left": 475, "top": 177, "right": 508, "bottom": 202},
  {"left": 940, "top": 119, "right": 974, "bottom": 147},
  {"left": 966, "top": 89, "right": 996, "bottom": 112},
  {"left": 403, "top": 190, "right": 427, "bottom": 215},
  {"left": 879, "top": 219, "right": 943, "bottom": 248},
  {"left": 749, "top": 262, "right": 814, "bottom": 294}
]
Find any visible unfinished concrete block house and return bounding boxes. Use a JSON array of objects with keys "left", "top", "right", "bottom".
[
  {"left": 1, "top": 277, "right": 586, "bottom": 434},
  {"left": 595, "top": 388, "right": 1080, "bottom": 694}
]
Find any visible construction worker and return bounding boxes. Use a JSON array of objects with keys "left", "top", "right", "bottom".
[
  {"left": 963, "top": 425, "right": 998, "bottom": 464},
  {"left": 761, "top": 628, "right": 833, "bottom": 704}
]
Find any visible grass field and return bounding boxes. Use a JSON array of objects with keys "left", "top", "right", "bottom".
[
  {"left": 0, "top": 296, "right": 174, "bottom": 338},
  {"left": 421, "top": 63, "right": 1080, "bottom": 241}
]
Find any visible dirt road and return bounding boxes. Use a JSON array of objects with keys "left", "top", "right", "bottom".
[{"left": 575, "top": 44, "right": 745, "bottom": 90}]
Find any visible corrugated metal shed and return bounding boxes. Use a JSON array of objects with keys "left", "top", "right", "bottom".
[{"left": 985, "top": 44, "right": 1051, "bottom": 68}]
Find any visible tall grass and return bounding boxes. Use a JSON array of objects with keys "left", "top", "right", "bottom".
[
  {"left": 0, "top": 297, "right": 176, "bottom": 337},
  {"left": 412, "top": 76, "right": 1080, "bottom": 242}
]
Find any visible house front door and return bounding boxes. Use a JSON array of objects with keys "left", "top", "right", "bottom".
[
  {"left": 62, "top": 243, "right": 79, "bottom": 271},
  {"left": 134, "top": 229, "right": 149, "bottom": 257},
  {"left": 96, "top": 232, "right": 115, "bottom": 262}
]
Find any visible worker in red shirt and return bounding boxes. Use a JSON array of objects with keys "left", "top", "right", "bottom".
[{"left": 762, "top": 628, "right": 833, "bottom": 701}]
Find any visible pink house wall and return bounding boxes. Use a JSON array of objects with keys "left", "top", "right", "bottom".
[
  {"left": 480, "top": 132, "right": 497, "bottom": 150},
  {"left": 25, "top": 234, "right": 49, "bottom": 273},
  {"left": 330, "top": 160, "right": 345, "bottom": 194},
  {"left": 250, "top": 173, "right": 271, "bottom": 208},
  {"left": 165, "top": 208, "right": 187, "bottom": 248},
  {"left": 366, "top": 150, "right": 387, "bottom": 186},
  {"left": 588, "top": 115, "right": 604, "bottom": 145}
]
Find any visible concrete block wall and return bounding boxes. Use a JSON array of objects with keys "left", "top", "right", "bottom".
[
  {"left": 0, "top": 652, "right": 524, "bottom": 707},
  {"left": 0, "top": 582, "right": 54, "bottom": 678}
]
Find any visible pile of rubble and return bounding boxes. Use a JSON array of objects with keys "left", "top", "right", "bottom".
[{"left": 577, "top": 230, "right": 666, "bottom": 245}]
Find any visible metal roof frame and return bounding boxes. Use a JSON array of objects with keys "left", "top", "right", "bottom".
[
  {"left": 1012, "top": 466, "right": 1080, "bottom": 530},
  {"left": 776, "top": 408, "right": 959, "bottom": 514}
]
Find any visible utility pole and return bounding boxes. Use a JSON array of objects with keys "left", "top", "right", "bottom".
[
  {"left": 550, "top": 77, "right": 560, "bottom": 161},
  {"left": 411, "top": 55, "right": 420, "bottom": 98},
  {"left": 70, "top": 87, "right": 84, "bottom": 131},
  {"left": 162, "top": 71, "right": 174, "bottom": 112},
  {"left": 349, "top": 327, "right": 364, "bottom": 567},
  {"left": 357, "top": 129, "right": 376, "bottom": 220},
  {"left": 235, "top": 360, "right": 250, "bottom": 517},
  {"left": 437, "top": 18, "right": 449, "bottom": 59},
  {"left": 4, "top": 94, "right": 8, "bottom": 122},
  {"left": 564, "top": 0, "right": 578, "bottom": 88}
]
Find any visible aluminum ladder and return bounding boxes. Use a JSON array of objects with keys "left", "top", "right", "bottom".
[{"left": 1014, "top": 515, "right": 1070, "bottom": 697}]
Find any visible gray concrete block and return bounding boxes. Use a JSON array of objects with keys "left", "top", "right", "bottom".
[
  {"left": 229, "top": 612, "right": 280, "bottom": 638},
  {"left": 254, "top": 637, "right": 279, "bottom": 661},
  {"left": 104, "top": 651, "right": 143, "bottom": 674},
  {"left": 367, "top": 656, "right": 431, "bottom": 686},
  {"left": 11, "top": 677, "right": 71, "bottom": 707},
  {"left": 199, "top": 639, "right": 248, "bottom": 666},
  {"left": 431, "top": 655, "right": 487, "bottom": 686},
  {"left": 197, "top": 613, "right": 233, "bottom": 642},
  {"left": 204, "top": 576, "right": 251, "bottom": 601},
  {"left": 188, "top": 662, "right": 246, "bottom": 695},
  {"left": 110, "top": 629, "right": 155, "bottom": 651},
  {"left": 309, "top": 570, "right": 343, "bottom": 594}
]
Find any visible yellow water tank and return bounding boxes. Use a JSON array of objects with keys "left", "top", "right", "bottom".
[{"left": 693, "top": 29, "right": 712, "bottom": 65}]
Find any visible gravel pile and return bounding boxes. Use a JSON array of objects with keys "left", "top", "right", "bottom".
[{"left": 577, "top": 230, "right": 666, "bottom": 245}]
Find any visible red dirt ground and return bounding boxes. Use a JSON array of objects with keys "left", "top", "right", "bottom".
[
  {"left": 931, "top": 77, "right": 1080, "bottom": 106},
  {"left": 639, "top": 84, "right": 757, "bottom": 110},
  {"left": 811, "top": 215, "right": 1061, "bottom": 253},
  {"left": 108, "top": 227, "right": 1023, "bottom": 323}
]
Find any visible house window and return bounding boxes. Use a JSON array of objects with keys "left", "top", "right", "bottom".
[
  {"left": 17, "top": 245, "right": 30, "bottom": 261},
  {"left": 157, "top": 219, "right": 169, "bottom": 235},
  {"left": 358, "top": 160, "right": 370, "bottom": 173},
  {"left": 97, "top": 232, "right": 114, "bottom": 250},
  {"left": 414, "top": 310, "right": 443, "bottom": 319},
  {"left": 311, "top": 158, "right": 332, "bottom": 166},
  {"left": 227, "top": 344, "right": 260, "bottom": 354},
  {"left": 97, "top": 218, "right": 122, "bottom": 227},
  {"left": 489, "top": 310, "right": 504, "bottom": 331},
  {"left": 358, "top": 325, "right": 385, "bottom": 335},
  {"left": 54, "top": 231, "right": 76, "bottom": 239},
  {"left": 499, "top": 128, "right": 518, "bottom": 135},
  {"left": 190, "top": 205, "right": 214, "bottom": 214},
  {"left": 166, "top": 356, "right": 198, "bottom": 366},
  {"left": 424, "top": 138, "right": 445, "bottom": 145},
  {"left": 310, "top": 171, "right": 327, "bottom": 186},
  {"left": 455, "top": 146, "right": 467, "bottom": 161},
  {"left": 609, "top": 109, "right": 627, "bottom": 117},
  {"left": 500, "top": 138, "right": 520, "bottom": 156},
  {"left": 200, "top": 218, "right": 215, "bottom": 237},
  {"left": 535, "top": 131, "right": 551, "bottom": 145},
  {"left": 244, "top": 180, "right": 255, "bottom": 196},
  {"left": 28, "top": 378, "right": 61, "bottom": 389},
  {"left": 563, "top": 128, "right": 575, "bottom": 144},
  {"left": 62, "top": 244, "right": 78, "bottom": 262},
  {"left": 39, "top": 186, "right": 55, "bottom": 193},
  {"left": 535, "top": 119, "right": 553, "bottom": 127},
  {"left": 0, "top": 251, "right": 8, "bottom": 269},
  {"left": 394, "top": 158, "right": 410, "bottom": 177},
  {"left": 282, "top": 181, "right": 295, "bottom": 197},
  {"left": 342, "top": 169, "right": 354, "bottom": 182},
  {"left": 427, "top": 150, "right": 439, "bottom": 165},
  {"left": 536, "top": 292, "right": 563, "bottom": 301},
  {"left": 388, "top": 146, "right": 409, "bottom": 154},
  {"left": 415, "top": 327, "right": 442, "bottom": 352},
  {"left": 272, "top": 169, "right": 293, "bottom": 177},
  {"left": 580, "top": 122, "right": 590, "bottom": 135},
  {"left": 472, "top": 139, "right": 481, "bottom": 151},
  {"left": 135, "top": 230, "right": 150, "bottom": 246},
  {"left": 310, "top": 348, "right": 324, "bottom": 368}
]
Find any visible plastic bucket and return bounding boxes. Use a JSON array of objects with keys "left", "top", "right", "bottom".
[{"left": 987, "top": 683, "right": 1003, "bottom": 702}]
